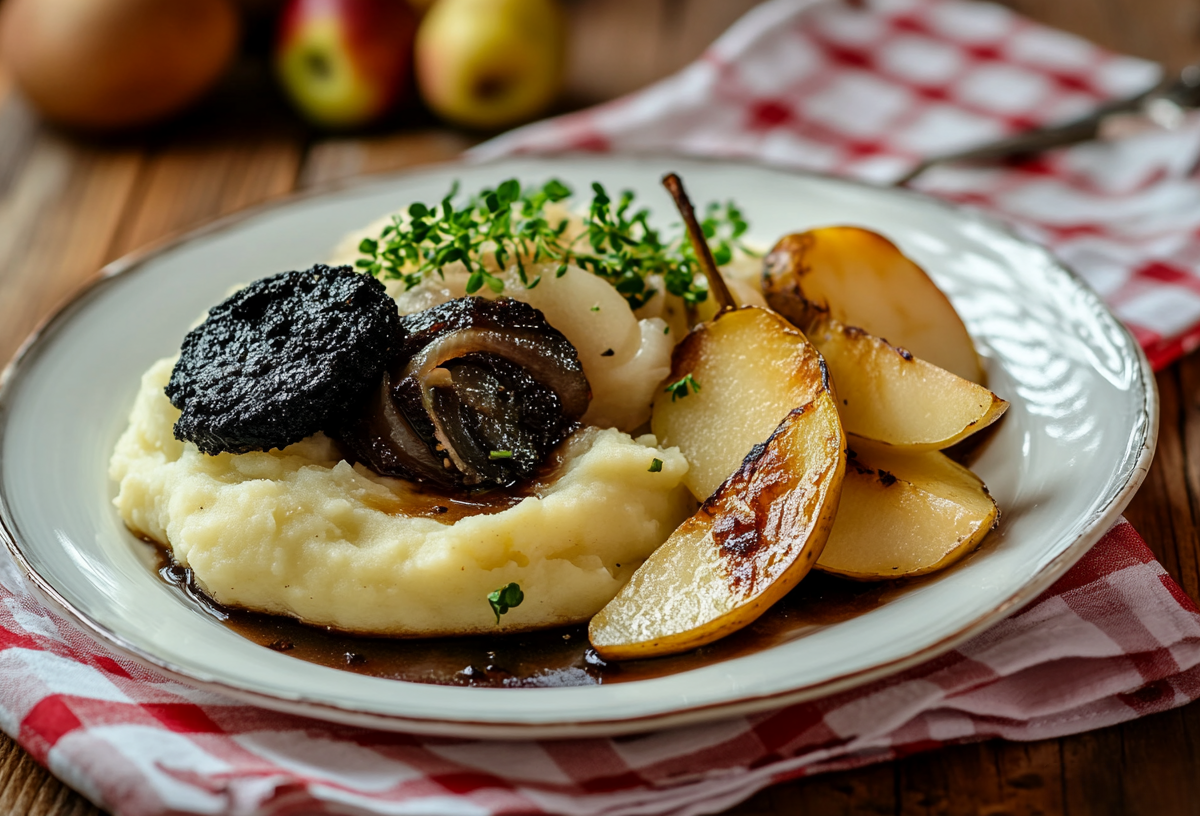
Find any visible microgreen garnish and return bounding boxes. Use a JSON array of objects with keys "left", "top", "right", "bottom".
[
  {"left": 489, "top": 450, "right": 513, "bottom": 460},
  {"left": 355, "top": 178, "right": 754, "bottom": 310},
  {"left": 488, "top": 582, "right": 524, "bottom": 624},
  {"left": 698, "top": 201, "right": 752, "bottom": 267},
  {"left": 665, "top": 374, "right": 701, "bottom": 401},
  {"left": 649, "top": 458, "right": 664, "bottom": 472}
]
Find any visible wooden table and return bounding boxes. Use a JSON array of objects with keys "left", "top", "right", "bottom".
[{"left": 1, "top": 0, "right": 1198, "bottom": 813}]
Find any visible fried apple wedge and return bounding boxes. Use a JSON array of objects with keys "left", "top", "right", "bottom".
[
  {"left": 816, "top": 440, "right": 998, "bottom": 581},
  {"left": 762, "top": 226, "right": 985, "bottom": 384},
  {"left": 651, "top": 306, "right": 829, "bottom": 502},
  {"left": 590, "top": 392, "right": 846, "bottom": 660},
  {"left": 804, "top": 312, "right": 1007, "bottom": 451}
]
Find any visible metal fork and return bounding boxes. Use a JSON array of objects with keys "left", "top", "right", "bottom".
[{"left": 895, "top": 64, "right": 1200, "bottom": 186}]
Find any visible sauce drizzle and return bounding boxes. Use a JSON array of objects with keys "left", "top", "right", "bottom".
[{"left": 151, "top": 546, "right": 930, "bottom": 688}]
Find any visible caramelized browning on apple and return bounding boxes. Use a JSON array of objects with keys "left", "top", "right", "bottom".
[
  {"left": 762, "top": 226, "right": 985, "bottom": 384},
  {"left": 816, "top": 440, "right": 998, "bottom": 581},
  {"left": 651, "top": 306, "right": 829, "bottom": 502},
  {"left": 589, "top": 391, "right": 845, "bottom": 660},
  {"left": 804, "top": 311, "right": 1007, "bottom": 451}
]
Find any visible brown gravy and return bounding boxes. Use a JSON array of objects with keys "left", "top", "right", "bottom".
[
  {"left": 347, "top": 434, "right": 579, "bottom": 523},
  {"left": 153, "top": 547, "right": 928, "bottom": 688}
]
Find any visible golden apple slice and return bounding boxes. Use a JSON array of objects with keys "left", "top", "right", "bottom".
[
  {"left": 805, "top": 312, "right": 1007, "bottom": 451},
  {"left": 816, "top": 440, "right": 998, "bottom": 580},
  {"left": 650, "top": 306, "right": 829, "bottom": 502},
  {"left": 763, "top": 226, "right": 985, "bottom": 384},
  {"left": 590, "top": 391, "right": 845, "bottom": 660}
]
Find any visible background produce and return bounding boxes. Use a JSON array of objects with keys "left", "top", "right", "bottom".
[
  {"left": 415, "top": 0, "right": 564, "bottom": 130},
  {"left": 0, "top": 0, "right": 241, "bottom": 130},
  {"left": 275, "top": 0, "right": 418, "bottom": 129},
  {"left": 0, "top": 0, "right": 569, "bottom": 134}
]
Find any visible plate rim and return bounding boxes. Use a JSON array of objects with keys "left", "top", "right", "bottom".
[{"left": 0, "top": 153, "right": 1160, "bottom": 738}]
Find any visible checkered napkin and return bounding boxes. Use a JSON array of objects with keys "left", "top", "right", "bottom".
[{"left": 4, "top": 1, "right": 1200, "bottom": 815}]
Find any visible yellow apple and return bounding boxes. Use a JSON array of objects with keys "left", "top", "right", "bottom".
[
  {"left": 804, "top": 311, "right": 1007, "bottom": 451},
  {"left": 816, "top": 440, "right": 998, "bottom": 580},
  {"left": 590, "top": 390, "right": 845, "bottom": 660},
  {"left": 763, "top": 227, "right": 985, "bottom": 384},
  {"left": 650, "top": 306, "right": 829, "bottom": 502},
  {"left": 415, "top": 0, "right": 564, "bottom": 130}
]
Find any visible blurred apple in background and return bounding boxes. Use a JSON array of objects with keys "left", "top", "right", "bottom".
[
  {"left": 416, "top": 0, "right": 564, "bottom": 130},
  {"left": 404, "top": 0, "right": 437, "bottom": 15},
  {"left": 275, "top": 0, "right": 417, "bottom": 129},
  {"left": 0, "top": 0, "right": 240, "bottom": 130}
]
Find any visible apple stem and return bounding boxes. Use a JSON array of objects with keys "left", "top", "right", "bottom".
[{"left": 661, "top": 173, "right": 737, "bottom": 315}]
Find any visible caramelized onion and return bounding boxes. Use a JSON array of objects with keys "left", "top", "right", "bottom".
[{"left": 341, "top": 297, "right": 590, "bottom": 489}]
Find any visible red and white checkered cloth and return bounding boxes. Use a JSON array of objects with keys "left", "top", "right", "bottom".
[{"left": 4, "top": 1, "right": 1200, "bottom": 814}]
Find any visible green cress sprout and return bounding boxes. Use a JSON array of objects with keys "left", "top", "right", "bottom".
[
  {"left": 355, "top": 178, "right": 755, "bottom": 311},
  {"left": 488, "top": 582, "right": 525, "bottom": 624},
  {"left": 665, "top": 373, "right": 701, "bottom": 402}
]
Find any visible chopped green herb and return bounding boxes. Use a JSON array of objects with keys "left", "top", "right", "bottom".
[
  {"left": 663, "top": 325, "right": 670, "bottom": 334},
  {"left": 648, "top": 458, "right": 664, "bottom": 473},
  {"left": 590, "top": 304, "right": 600, "bottom": 312},
  {"left": 489, "top": 450, "right": 513, "bottom": 460},
  {"left": 487, "top": 582, "right": 524, "bottom": 624},
  {"left": 665, "top": 373, "right": 701, "bottom": 402},
  {"left": 355, "top": 178, "right": 754, "bottom": 310}
]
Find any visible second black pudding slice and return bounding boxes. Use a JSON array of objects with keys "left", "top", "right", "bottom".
[{"left": 166, "top": 265, "right": 402, "bottom": 455}]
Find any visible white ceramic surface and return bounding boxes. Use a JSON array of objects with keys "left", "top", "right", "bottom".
[{"left": 0, "top": 155, "right": 1157, "bottom": 739}]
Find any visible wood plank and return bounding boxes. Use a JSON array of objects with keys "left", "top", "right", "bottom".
[
  {"left": 107, "top": 134, "right": 303, "bottom": 259},
  {"left": 740, "top": 763, "right": 897, "bottom": 815},
  {"left": 658, "top": 0, "right": 765, "bottom": 75},
  {"left": 1172, "top": 353, "right": 1200, "bottom": 602},
  {"left": 563, "top": 0, "right": 670, "bottom": 104},
  {"left": 1061, "top": 728, "right": 1126, "bottom": 816},
  {"left": 1001, "top": 0, "right": 1200, "bottom": 71},
  {"left": 300, "top": 130, "right": 475, "bottom": 188},
  {"left": 1124, "top": 368, "right": 1197, "bottom": 585},
  {"left": 0, "top": 115, "right": 142, "bottom": 366},
  {"left": 0, "top": 738, "right": 102, "bottom": 816},
  {"left": 897, "top": 741, "right": 1005, "bottom": 814},
  {"left": 1104, "top": 0, "right": 1200, "bottom": 72},
  {"left": 1116, "top": 710, "right": 1200, "bottom": 814}
]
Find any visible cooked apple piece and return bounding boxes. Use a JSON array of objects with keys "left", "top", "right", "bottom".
[
  {"left": 804, "top": 312, "right": 1007, "bottom": 451},
  {"left": 816, "top": 440, "right": 997, "bottom": 580},
  {"left": 762, "top": 226, "right": 985, "bottom": 384},
  {"left": 651, "top": 306, "right": 829, "bottom": 502},
  {"left": 590, "top": 391, "right": 845, "bottom": 660}
]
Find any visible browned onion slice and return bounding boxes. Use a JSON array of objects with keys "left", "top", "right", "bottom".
[
  {"left": 341, "top": 297, "right": 590, "bottom": 489},
  {"left": 338, "top": 368, "right": 457, "bottom": 489}
]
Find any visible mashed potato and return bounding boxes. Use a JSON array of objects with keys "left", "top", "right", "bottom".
[{"left": 111, "top": 359, "right": 693, "bottom": 635}]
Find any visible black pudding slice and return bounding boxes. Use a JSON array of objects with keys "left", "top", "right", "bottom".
[{"left": 166, "top": 264, "right": 402, "bottom": 455}]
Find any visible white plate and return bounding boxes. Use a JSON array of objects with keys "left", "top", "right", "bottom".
[{"left": 0, "top": 155, "right": 1156, "bottom": 739}]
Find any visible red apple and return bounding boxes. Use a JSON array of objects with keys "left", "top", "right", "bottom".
[{"left": 275, "top": 0, "right": 417, "bottom": 129}]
